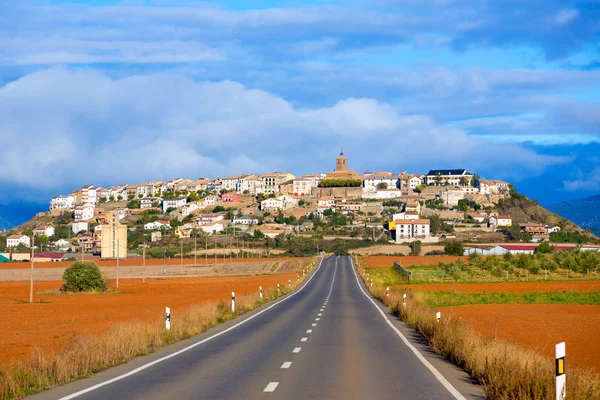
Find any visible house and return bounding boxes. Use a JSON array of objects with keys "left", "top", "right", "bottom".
[
  {"left": 468, "top": 213, "right": 486, "bottom": 223},
  {"left": 546, "top": 225, "right": 561, "bottom": 234},
  {"left": 262, "top": 172, "right": 295, "bottom": 195},
  {"left": 394, "top": 219, "right": 431, "bottom": 243},
  {"left": 337, "top": 201, "right": 366, "bottom": 213},
  {"left": 54, "top": 239, "right": 71, "bottom": 251},
  {"left": 232, "top": 217, "right": 259, "bottom": 225},
  {"left": 34, "top": 225, "right": 55, "bottom": 237},
  {"left": 50, "top": 195, "right": 75, "bottom": 210},
  {"left": 426, "top": 169, "right": 473, "bottom": 186},
  {"left": 144, "top": 220, "right": 171, "bottom": 230},
  {"left": 74, "top": 204, "right": 95, "bottom": 221},
  {"left": 363, "top": 174, "right": 400, "bottom": 192},
  {"left": 204, "top": 196, "right": 220, "bottom": 206},
  {"left": 404, "top": 201, "right": 421, "bottom": 214},
  {"left": 438, "top": 187, "right": 466, "bottom": 206},
  {"left": 222, "top": 192, "right": 241, "bottom": 203},
  {"left": 198, "top": 222, "right": 224, "bottom": 235},
  {"left": 7, "top": 234, "right": 31, "bottom": 248},
  {"left": 163, "top": 197, "right": 187, "bottom": 212},
  {"left": 317, "top": 198, "right": 336, "bottom": 208},
  {"left": 522, "top": 223, "right": 546, "bottom": 236},
  {"left": 77, "top": 233, "right": 95, "bottom": 252},
  {"left": 33, "top": 252, "right": 65, "bottom": 262},
  {"left": 221, "top": 175, "right": 247, "bottom": 192},
  {"left": 279, "top": 180, "right": 294, "bottom": 195},
  {"left": 489, "top": 215, "right": 512, "bottom": 227},
  {"left": 261, "top": 195, "right": 299, "bottom": 211},
  {"left": 72, "top": 221, "right": 89, "bottom": 234},
  {"left": 81, "top": 185, "right": 98, "bottom": 204},
  {"left": 140, "top": 197, "right": 160, "bottom": 209},
  {"left": 182, "top": 202, "right": 203, "bottom": 217},
  {"left": 183, "top": 178, "right": 210, "bottom": 192},
  {"left": 196, "top": 214, "right": 225, "bottom": 224},
  {"left": 151, "top": 231, "right": 162, "bottom": 242},
  {"left": 399, "top": 173, "right": 424, "bottom": 192},
  {"left": 240, "top": 174, "right": 264, "bottom": 195},
  {"left": 476, "top": 179, "right": 510, "bottom": 195},
  {"left": 293, "top": 176, "right": 319, "bottom": 197}
]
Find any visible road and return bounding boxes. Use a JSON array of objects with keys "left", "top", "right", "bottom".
[{"left": 35, "top": 256, "right": 483, "bottom": 400}]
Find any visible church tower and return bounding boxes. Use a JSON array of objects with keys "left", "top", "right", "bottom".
[{"left": 335, "top": 149, "right": 348, "bottom": 172}]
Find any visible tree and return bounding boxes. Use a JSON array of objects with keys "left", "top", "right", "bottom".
[
  {"left": 298, "top": 199, "right": 306, "bottom": 207},
  {"left": 415, "top": 184, "right": 427, "bottom": 193},
  {"left": 253, "top": 229, "right": 265, "bottom": 239},
  {"left": 434, "top": 172, "right": 443, "bottom": 186},
  {"left": 470, "top": 173, "right": 480, "bottom": 187},
  {"left": 117, "top": 195, "right": 124, "bottom": 201},
  {"left": 99, "top": 196, "right": 107, "bottom": 203},
  {"left": 429, "top": 215, "right": 443, "bottom": 234},
  {"left": 376, "top": 182, "right": 388, "bottom": 190},
  {"left": 128, "top": 194, "right": 135, "bottom": 200},
  {"left": 109, "top": 196, "right": 115, "bottom": 202},
  {"left": 459, "top": 176, "right": 469, "bottom": 186},
  {"left": 444, "top": 240, "right": 464, "bottom": 256},
  {"left": 166, "top": 207, "right": 177, "bottom": 213},
  {"left": 409, "top": 240, "right": 421, "bottom": 256},
  {"left": 535, "top": 241, "right": 554, "bottom": 254},
  {"left": 127, "top": 200, "right": 140, "bottom": 209},
  {"left": 62, "top": 262, "right": 108, "bottom": 292},
  {"left": 187, "top": 191, "right": 199, "bottom": 202},
  {"left": 213, "top": 205, "right": 225, "bottom": 213}
]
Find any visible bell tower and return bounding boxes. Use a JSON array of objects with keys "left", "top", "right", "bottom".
[{"left": 335, "top": 148, "right": 347, "bottom": 172}]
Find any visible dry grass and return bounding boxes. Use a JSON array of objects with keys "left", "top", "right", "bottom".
[
  {"left": 0, "top": 260, "right": 318, "bottom": 400},
  {"left": 357, "top": 262, "right": 600, "bottom": 400}
]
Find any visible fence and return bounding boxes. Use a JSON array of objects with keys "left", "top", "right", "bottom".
[{"left": 393, "top": 262, "right": 412, "bottom": 282}]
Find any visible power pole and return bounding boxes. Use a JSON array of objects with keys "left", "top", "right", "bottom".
[
  {"left": 116, "top": 238, "right": 120, "bottom": 289},
  {"left": 214, "top": 235, "right": 217, "bottom": 265},
  {"left": 142, "top": 243, "right": 146, "bottom": 284},
  {"left": 205, "top": 236, "right": 208, "bottom": 264},
  {"left": 194, "top": 236, "right": 197, "bottom": 266},
  {"left": 180, "top": 239, "right": 183, "bottom": 266},
  {"left": 163, "top": 247, "right": 167, "bottom": 276},
  {"left": 29, "top": 235, "right": 34, "bottom": 304}
]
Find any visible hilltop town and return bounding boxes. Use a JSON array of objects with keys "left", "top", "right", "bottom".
[{"left": 1, "top": 151, "right": 596, "bottom": 261}]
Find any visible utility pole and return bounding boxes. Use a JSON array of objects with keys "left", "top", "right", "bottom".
[
  {"left": 180, "top": 239, "right": 183, "bottom": 266},
  {"left": 163, "top": 247, "right": 167, "bottom": 276},
  {"left": 214, "top": 235, "right": 217, "bottom": 265},
  {"left": 29, "top": 234, "right": 34, "bottom": 304},
  {"left": 205, "top": 236, "right": 208, "bottom": 264},
  {"left": 81, "top": 238, "right": 84, "bottom": 261},
  {"left": 194, "top": 236, "right": 197, "bottom": 266},
  {"left": 116, "top": 238, "right": 120, "bottom": 289},
  {"left": 142, "top": 243, "right": 146, "bottom": 284}
]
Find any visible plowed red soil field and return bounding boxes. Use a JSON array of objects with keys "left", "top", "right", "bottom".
[
  {"left": 444, "top": 304, "right": 600, "bottom": 373},
  {"left": 361, "top": 255, "right": 466, "bottom": 267},
  {"left": 0, "top": 274, "right": 296, "bottom": 367},
  {"left": 396, "top": 281, "right": 600, "bottom": 293}
]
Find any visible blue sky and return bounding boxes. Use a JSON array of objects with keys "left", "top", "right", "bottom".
[{"left": 0, "top": 0, "right": 599, "bottom": 227}]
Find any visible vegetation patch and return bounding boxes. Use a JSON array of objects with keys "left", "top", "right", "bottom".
[
  {"left": 61, "top": 262, "right": 108, "bottom": 293},
  {"left": 415, "top": 291, "right": 600, "bottom": 308}
]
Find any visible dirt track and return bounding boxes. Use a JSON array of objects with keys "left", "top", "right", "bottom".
[
  {"left": 0, "top": 273, "right": 299, "bottom": 367},
  {"left": 444, "top": 304, "right": 600, "bottom": 373},
  {"left": 0, "top": 258, "right": 309, "bottom": 281}
]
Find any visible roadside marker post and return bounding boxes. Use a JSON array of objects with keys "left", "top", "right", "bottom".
[
  {"left": 556, "top": 342, "right": 566, "bottom": 400},
  {"left": 277, "top": 284, "right": 280, "bottom": 294},
  {"left": 231, "top": 292, "right": 235, "bottom": 313},
  {"left": 288, "top": 279, "right": 291, "bottom": 286},
  {"left": 436, "top": 311, "right": 441, "bottom": 323},
  {"left": 386, "top": 287, "right": 389, "bottom": 297},
  {"left": 260, "top": 286, "right": 263, "bottom": 299},
  {"left": 403, "top": 293, "right": 407, "bottom": 307},
  {"left": 165, "top": 307, "right": 171, "bottom": 331}
]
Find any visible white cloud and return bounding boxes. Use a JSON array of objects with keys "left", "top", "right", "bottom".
[
  {"left": 555, "top": 9, "right": 579, "bottom": 25},
  {"left": 0, "top": 67, "right": 568, "bottom": 197},
  {"left": 564, "top": 167, "right": 600, "bottom": 191}
]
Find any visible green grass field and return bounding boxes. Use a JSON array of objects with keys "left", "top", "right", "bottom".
[{"left": 414, "top": 290, "right": 600, "bottom": 307}]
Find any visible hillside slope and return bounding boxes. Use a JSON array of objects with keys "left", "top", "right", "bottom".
[{"left": 547, "top": 194, "right": 600, "bottom": 229}]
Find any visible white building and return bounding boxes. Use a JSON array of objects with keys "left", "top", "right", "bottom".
[
  {"left": 476, "top": 179, "right": 510, "bottom": 195},
  {"left": 426, "top": 169, "right": 473, "bottom": 186},
  {"left": 140, "top": 198, "right": 160, "bottom": 209},
  {"left": 261, "top": 195, "right": 299, "bottom": 211},
  {"left": 399, "top": 174, "right": 424, "bottom": 191},
  {"left": 163, "top": 197, "right": 187, "bottom": 212},
  {"left": 489, "top": 215, "right": 512, "bottom": 227},
  {"left": 74, "top": 204, "right": 95, "bottom": 221},
  {"left": 72, "top": 221, "right": 89, "bottom": 234},
  {"left": 144, "top": 220, "right": 171, "bottom": 230},
  {"left": 241, "top": 175, "right": 264, "bottom": 195},
  {"left": 199, "top": 222, "right": 224, "bottom": 235},
  {"left": 7, "top": 234, "right": 31, "bottom": 248},
  {"left": 34, "top": 225, "right": 55, "bottom": 237},
  {"left": 363, "top": 174, "right": 400, "bottom": 192},
  {"left": 182, "top": 202, "right": 202, "bottom": 217},
  {"left": 50, "top": 195, "right": 75, "bottom": 210},
  {"left": 196, "top": 214, "right": 224, "bottom": 224},
  {"left": 204, "top": 196, "right": 220, "bottom": 206},
  {"left": 54, "top": 238, "right": 71, "bottom": 251},
  {"left": 232, "top": 217, "right": 259, "bottom": 225},
  {"left": 293, "top": 176, "right": 320, "bottom": 197},
  {"left": 395, "top": 218, "right": 431, "bottom": 243}
]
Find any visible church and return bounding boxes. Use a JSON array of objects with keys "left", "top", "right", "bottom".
[{"left": 324, "top": 150, "right": 360, "bottom": 180}]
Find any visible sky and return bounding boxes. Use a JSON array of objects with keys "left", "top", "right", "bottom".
[{"left": 0, "top": 0, "right": 599, "bottom": 228}]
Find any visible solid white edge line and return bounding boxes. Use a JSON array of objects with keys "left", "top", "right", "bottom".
[
  {"left": 281, "top": 362, "right": 292, "bottom": 369},
  {"left": 264, "top": 382, "right": 279, "bottom": 392},
  {"left": 348, "top": 257, "right": 467, "bottom": 400},
  {"left": 58, "top": 258, "right": 326, "bottom": 400}
]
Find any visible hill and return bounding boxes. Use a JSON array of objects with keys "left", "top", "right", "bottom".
[
  {"left": 547, "top": 194, "right": 600, "bottom": 230},
  {"left": 495, "top": 191, "right": 599, "bottom": 243}
]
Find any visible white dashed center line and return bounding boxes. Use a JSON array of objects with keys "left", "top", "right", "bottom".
[
  {"left": 293, "top": 347, "right": 302, "bottom": 353},
  {"left": 264, "top": 382, "right": 279, "bottom": 392},
  {"left": 281, "top": 362, "right": 292, "bottom": 369},
  {"left": 318, "top": 313, "right": 322, "bottom": 316},
  {"left": 306, "top": 329, "right": 313, "bottom": 333},
  {"left": 315, "top": 318, "right": 320, "bottom": 321},
  {"left": 301, "top": 337, "right": 308, "bottom": 342},
  {"left": 312, "top": 323, "right": 317, "bottom": 326}
]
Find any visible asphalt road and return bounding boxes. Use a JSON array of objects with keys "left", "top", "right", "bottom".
[{"left": 35, "top": 256, "right": 483, "bottom": 400}]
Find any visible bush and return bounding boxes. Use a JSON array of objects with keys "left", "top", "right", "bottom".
[
  {"left": 425, "top": 250, "right": 445, "bottom": 256},
  {"left": 409, "top": 241, "right": 421, "bottom": 256},
  {"left": 535, "top": 241, "right": 554, "bottom": 254},
  {"left": 444, "top": 240, "right": 464, "bottom": 256},
  {"left": 61, "top": 261, "right": 108, "bottom": 292}
]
